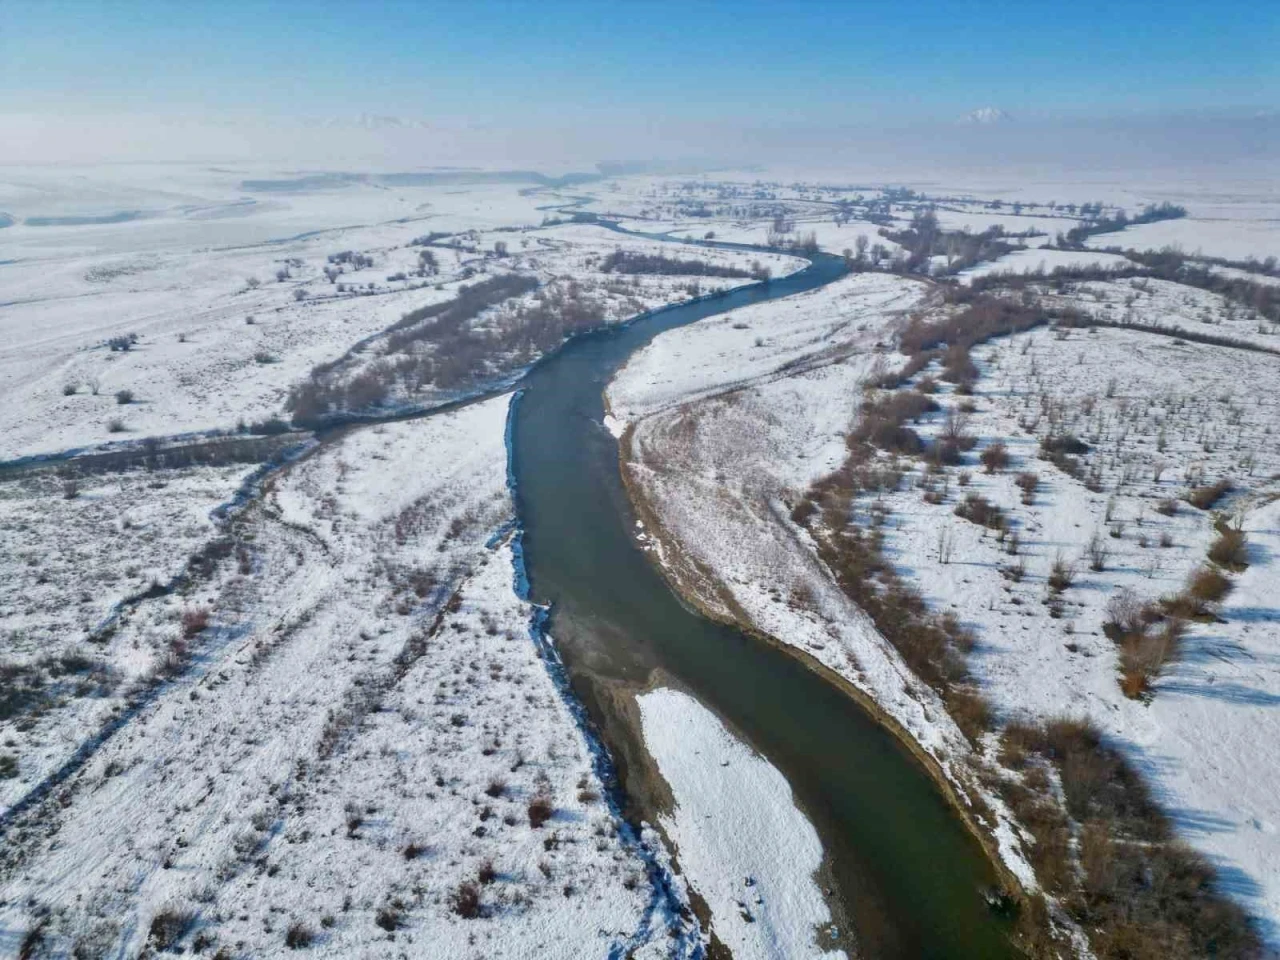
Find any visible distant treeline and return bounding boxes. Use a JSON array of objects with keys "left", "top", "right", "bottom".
[
  {"left": 970, "top": 248, "right": 1279, "bottom": 325},
  {"left": 600, "top": 250, "right": 753, "bottom": 278},
  {"left": 1062, "top": 202, "right": 1187, "bottom": 247}
]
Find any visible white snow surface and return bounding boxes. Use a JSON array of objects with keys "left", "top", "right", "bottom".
[
  {"left": 0, "top": 395, "right": 672, "bottom": 959},
  {"left": 638, "top": 687, "right": 845, "bottom": 960},
  {"left": 959, "top": 247, "right": 1131, "bottom": 282},
  {"left": 1086, "top": 217, "right": 1280, "bottom": 262},
  {"left": 608, "top": 261, "right": 1280, "bottom": 935}
]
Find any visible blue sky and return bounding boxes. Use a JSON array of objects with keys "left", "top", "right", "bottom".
[{"left": 3, "top": 0, "right": 1275, "bottom": 125}]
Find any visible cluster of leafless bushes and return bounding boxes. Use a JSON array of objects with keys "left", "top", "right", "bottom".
[
  {"left": 879, "top": 209, "right": 1016, "bottom": 275},
  {"left": 1185, "top": 478, "right": 1232, "bottom": 510},
  {"left": 1208, "top": 515, "right": 1249, "bottom": 570},
  {"left": 599, "top": 249, "right": 752, "bottom": 278},
  {"left": 1, "top": 651, "right": 113, "bottom": 726},
  {"left": 1100, "top": 587, "right": 1185, "bottom": 699},
  {"left": 797, "top": 452, "right": 988, "bottom": 741},
  {"left": 997, "top": 718, "right": 1260, "bottom": 959},
  {"left": 287, "top": 274, "right": 540, "bottom": 423},
  {"left": 897, "top": 294, "right": 1045, "bottom": 392}
]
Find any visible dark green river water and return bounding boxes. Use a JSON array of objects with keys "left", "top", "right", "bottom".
[{"left": 511, "top": 245, "right": 1019, "bottom": 958}]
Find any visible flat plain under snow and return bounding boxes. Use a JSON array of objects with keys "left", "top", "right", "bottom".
[
  {"left": 611, "top": 271, "right": 1280, "bottom": 939},
  {"left": 638, "top": 688, "right": 845, "bottom": 960},
  {"left": 959, "top": 247, "right": 1131, "bottom": 283},
  {"left": 0, "top": 168, "right": 799, "bottom": 460},
  {"left": 0, "top": 395, "right": 671, "bottom": 959}
]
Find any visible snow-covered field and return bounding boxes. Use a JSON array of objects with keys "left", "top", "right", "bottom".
[
  {"left": 609, "top": 244, "right": 1280, "bottom": 945},
  {"left": 1086, "top": 217, "right": 1280, "bottom": 262},
  {"left": 881, "top": 327, "right": 1280, "bottom": 935},
  {"left": 960, "top": 247, "right": 1131, "bottom": 282},
  {"left": 6, "top": 164, "right": 1280, "bottom": 956},
  {"left": 1, "top": 395, "right": 680, "bottom": 958},
  {"left": 1033, "top": 275, "right": 1280, "bottom": 349},
  {"left": 0, "top": 168, "right": 799, "bottom": 459}
]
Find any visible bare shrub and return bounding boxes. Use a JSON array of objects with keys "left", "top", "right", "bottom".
[
  {"left": 450, "top": 882, "right": 481, "bottom": 919},
  {"left": 1040, "top": 433, "right": 1089, "bottom": 457},
  {"left": 1104, "top": 588, "right": 1149, "bottom": 638},
  {"left": 1185, "top": 478, "right": 1232, "bottom": 510},
  {"left": 1047, "top": 553, "right": 1075, "bottom": 593},
  {"left": 402, "top": 841, "right": 425, "bottom": 860},
  {"left": 477, "top": 859, "right": 497, "bottom": 885},
  {"left": 374, "top": 905, "right": 402, "bottom": 931},
  {"left": 62, "top": 382, "right": 78, "bottom": 396},
  {"left": 1185, "top": 565, "right": 1232, "bottom": 607},
  {"left": 1155, "top": 498, "right": 1179, "bottom": 516},
  {"left": 148, "top": 907, "right": 195, "bottom": 951},
  {"left": 1015, "top": 471, "right": 1039, "bottom": 504},
  {"left": 789, "top": 498, "right": 817, "bottom": 525},
  {"left": 181, "top": 606, "right": 211, "bottom": 639},
  {"left": 115, "top": 389, "right": 134, "bottom": 405},
  {"left": 979, "top": 440, "right": 1009, "bottom": 473},
  {"left": 1085, "top": 532, "right": 1110, "bottom": 572},
  {"left": 1208, "top": 519, "right": 1248, "bottom": 570},
  {"left": 1119, "top": 618, "right": 1184, "bottom": 699},
  {"left": 954, "top": 492, "right": 1006, "bottom": 530},
  {"left": 107, "top": 417, "right": 126, "bottom": 433},
  {"left": 527, "top": 796, "right": 554, "bottom": 828},
  {"left": 285, "top": 922, "right": 314, "bottom": 949}
]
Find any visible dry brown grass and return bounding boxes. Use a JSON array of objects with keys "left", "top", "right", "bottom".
[
  {"left": 1186, "top": 478, "right": 1232, "bottom": 511},
  {"left": 1208, "top": 520, "right": 1249, "bottom": 571}
]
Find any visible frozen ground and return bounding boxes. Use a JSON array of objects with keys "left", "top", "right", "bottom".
[
  {"left": 960, "top": 248, "right": 1131, "bottom": 283},
  {"left": 609, "top": 257, "right": 1280, "bottom": 942},
  {"left": 638, "top": 687, "right": 845, "bottom": 960},
  {"left": 0, "top": 457, "right": 262, "bottom": 814},
  {"left": 0, "top": 395, "right": 679, "bottom": 959},
  {"left": 0, "top": 168, "right": 799, "bottom": 459}
]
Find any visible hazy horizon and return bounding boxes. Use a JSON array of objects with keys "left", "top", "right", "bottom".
[{"left": 3, "top": 0, "right": 1276, "bottom": 173}]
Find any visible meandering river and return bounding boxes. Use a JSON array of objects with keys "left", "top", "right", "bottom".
[{"left": 511, "top": 239, "right": 1019, "bottom": 958}]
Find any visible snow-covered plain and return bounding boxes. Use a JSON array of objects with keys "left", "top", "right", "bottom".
[
  {"left": 0, "top": 168, "right": 799, "bottom": 459},
  {"left": 609, "top": 246, "right": 1280, "bottom": 943},
  {"left": 959, "top": 247, "right": 1131, "bottom": 283},
  {"left": 7, "top": 165, "right": 1280, "bottom": 957},
  {"left": 1086, "top": 217, "right": 1280, "bottom": 262},
  {"left": 0, "top": 395, "right": 679, "bottom": 958}
]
